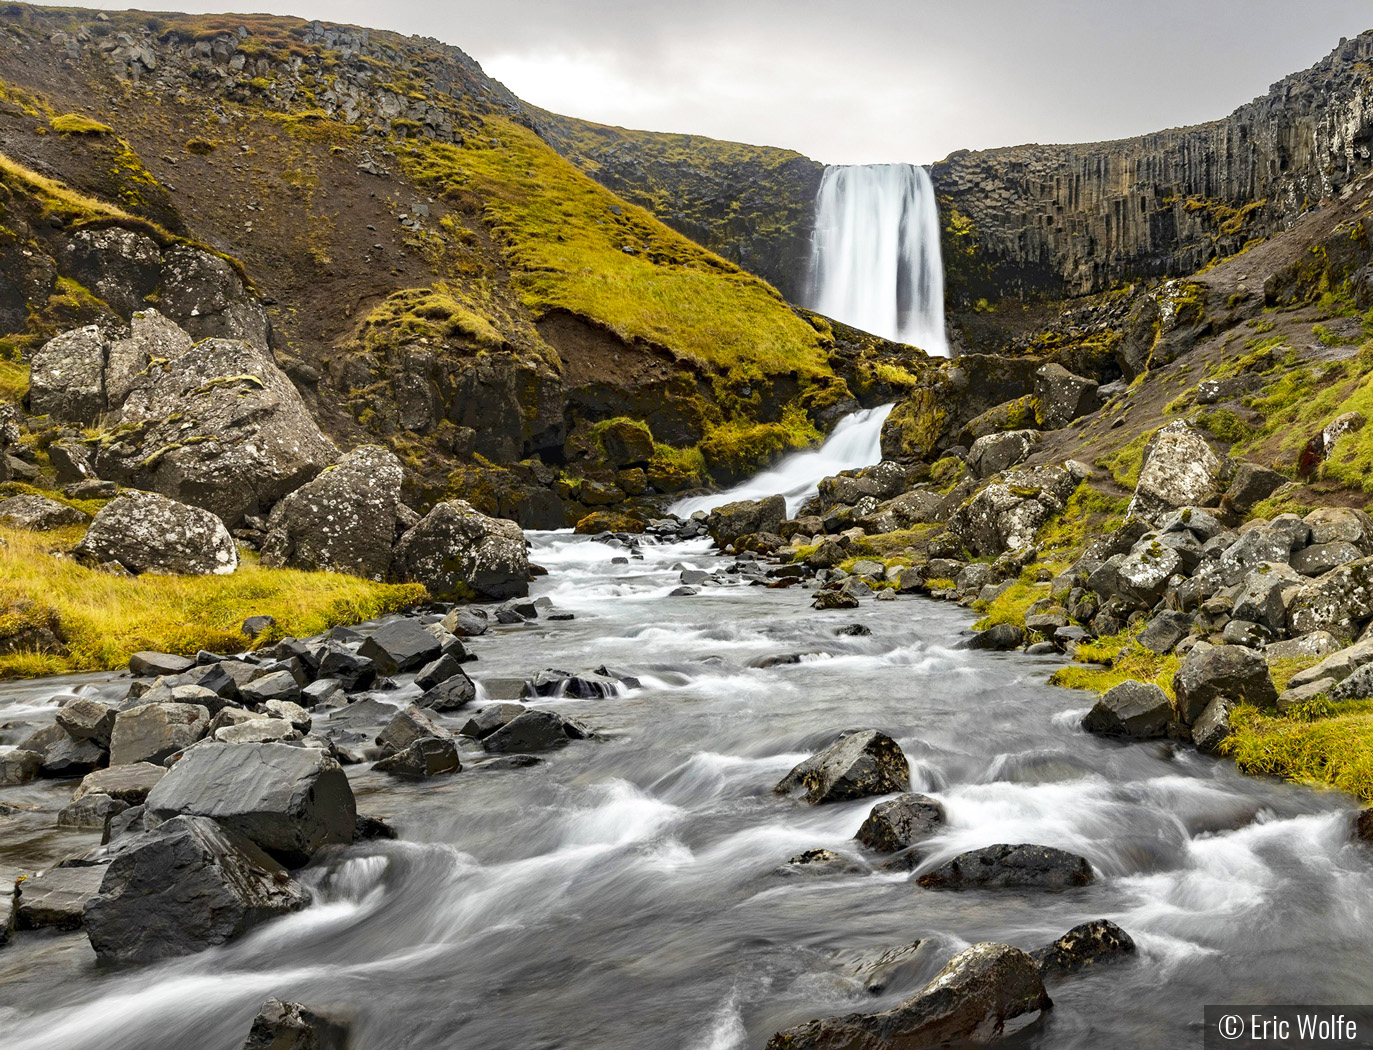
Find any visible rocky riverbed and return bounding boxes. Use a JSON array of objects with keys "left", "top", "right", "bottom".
[{"left": 2, "top": 531, "right": 1371, "bottom": 1049}]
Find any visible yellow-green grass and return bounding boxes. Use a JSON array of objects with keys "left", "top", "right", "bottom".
[
  {"left": 0, "top": 149, "right": 166, "bottom": 233},
  {"left": 0, "top": 360, "right": 29, "bottom": 401},
  {"left": 398, "top": 119, "right": 829, "bottom": 376},
  {"left": 48, "top": 114, "right": 112, "bottom": 135},
  {"left": 1049, "top": 624, "right": 1181, "bottom": 698},
  {"left": 1223, "top": 702, "right": 1373, "bottom": 800},
  {"left": 972, "top": 579, "right": 1050, "bottom": 630},
  {"left": 0, "top": 528, "right": 425, "bottom": 677}
]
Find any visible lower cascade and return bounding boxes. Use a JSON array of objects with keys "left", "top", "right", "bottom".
[
  {"left": 808, "top": 163, "right": 949, "bottom": 357},
  {"left": 672, "top": 403, "right": 895, "bottom": 518}
]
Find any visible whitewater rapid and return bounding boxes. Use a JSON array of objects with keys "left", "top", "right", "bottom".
[
  {"left": 809, "top": 163, "right": 949, "bottom": 357},
  {"left": 672, "top": 403, "right": 894, "bottom": 519}
]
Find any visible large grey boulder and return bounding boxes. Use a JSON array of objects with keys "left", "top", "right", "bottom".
[
  {"left": 1034, "top": 363, "right": 1099, "bottom": 429},
  {"left": 1232, "top": 563, "right": 1303, "bottom": 632},
  {"left": 109, "top": 702, "right": 210, "bottom": 766},
  {"left": 917, "top": 843, "right": 1095, "bottom": 890},
  {"left": 0, "top": 494, "right": 90, "bottom": 531},
  {"left": 948, "top": 465, "right": 1079, "bottom": 556},
  {"left": 1127, "top": 421, "right": 1223, "bottom": 524},
  {"left": 774, "top": 730, "right": 910, "bottom": 805},
  {"left": 60, "top": 228, "right": 162, "bottom": 317},
  {"left": 1172, "top": 644, "right": 1277, "bottom": 724},
  {"left": 261, "top": 445, "right": 405, "bottom": 580},
  {"left": 1287, "top": 636, "right": 1373, "bottom": 690},
  {"left": 764, "top": 942, "right": 1051, "bottom": 1050},
  {"left": 1287, "top": 556, "right": 1373, "bottom": 640},
  {"left": 28, "top": 325, "right": 107, "bottom": 422},
  {"left": 74, "top": 762, "right": 165, "bottom": 804},
  {"left": 481, "top": 709, "right": 588, "bottom": 754},
  {"left": 374, "top": 736, "right": 461, "bottom": 777},
  {"left": 358, "top": 618, "right": 442, "bottom": 675},
  {"left": 144, "top": 742, "right": 355, "bottom": 866},
  {"left": 97, "top": 339, "right": 337, "bottom": 527},
  {"left": 705, "top": 494, "right": 786, "bottom": 547},
  {"left": 84, "top": 815, "right": 308, "bottom": 963},
  {"left": 56, "top": 697, "right": 117, "bottom": 747},
  {"left": 105, "top": 309, "right": 195, "bottom": 408},
  {"left": 75, "top": 491, "right": 238, "bottom": 575},
  {"left": 1082, "top": 680, "right": 1172, "bottom": 739},
  {"left": 159, "top": 246, "right": 271, "bottom": 348},
  {"left": 392, "top": 499, "right": 529, "bottom": 600},
  {"left": 967, "top": 430, "right": 1041, "bottom": 479},
  {"left": 1305, "top": 507, "right": 1373, "bottom": 550}
]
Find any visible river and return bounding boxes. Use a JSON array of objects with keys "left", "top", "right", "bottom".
[{"left": 0, "top": 530, "right": 1369, "bottom": 1049}]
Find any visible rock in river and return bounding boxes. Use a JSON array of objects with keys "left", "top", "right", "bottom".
[
  {"left": 775, "top": 730, "right": 910, "bottom": 805},
  {"left": 854, "top": 793, "right": 945, "bottom": 853},
  {"left": 917, "top": 843, "right": 1095, "bottom": 890}
]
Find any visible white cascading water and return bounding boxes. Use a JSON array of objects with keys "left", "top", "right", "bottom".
[
  {"left": 809, "top": 163, "right": 949, "bottom": 357},
  {"left": 671, "top": 403, "right": 894, "bottom": 519}
]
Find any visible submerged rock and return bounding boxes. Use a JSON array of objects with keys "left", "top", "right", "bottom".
[
  {"left": 238, "top": 998, "right": 350, "bottom": 1050},
  {"left": 764, "top": 942, "right": 1051, "bottom": 1050},
  {"left": 775, "top": 730, "right": 910, "bottom": 805},
  {"left": 84, "top": 815, "right": 308, "bottom": 963},
  {"left": 917, "top": 843, "right": 1095, "bottom": 890}
]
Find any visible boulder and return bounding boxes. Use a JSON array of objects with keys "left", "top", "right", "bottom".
[
  {"left": 1030, "top": 919, "right": 1136, "bottom": 979},
  {"left": 1081, "top": 680, "right": 1172, "bottom": 739},
  {"left": 1192, "top": 697, "right": 1235, "bottom": 752},
  {"left": 1126, "top": 421, "right": 1223, "bottom": 524},
  {"left": 84, "top": 815, "right": 308, "bottom": 963},
  {"left": 316, "top": 644, "right": 376, "bottom": 692},
  {"left": 1232, "top": 563, "right": 1303, "bottom": 632},
  {"left": 129, "top": 650, "right": 195, "bottom": 677},
  {"left": 1287, "top": 636, "right": 1373, "bottom": 690},
  {"left": 706, "top": 495, "right": 786, "bottom": 548},
  {"left": 443, "top": 607, "right": 490, "bottom": 637},
  {"left": 481, "top": 709, "right": 589, "bottom": 753},
  {"left": 419, "top": 671, "right": 478, "bottom": 712},
  {"left": 917, "top": 843, "right": 1095, "bottom": 890},
  {"left": 0, "top": 748, "right": 42, "bottom": 786},
  {"left": 28, "top": 325, "right": 107, "bottom": 422},
  {"left": 1138, "top": 610, "right": 1190, "bottom": 654},
  {"left": 58, "top": 792, "right": 129, "bottom": 829},
  {"left": 961, "top": 623, "right": 1026, "bottom": 651},
  {"left": 948, "top": 466, "right": 1078, "bottom": 556},
  {"left": 104, "top": 309, "right": 195, "bottom": 408},
  {"left": 967, "top": 430, "right": 1041, "bottom": 479},
  {"left": 1034, "top": 363, "right": 1099, "bottom": 429},
  {"left": 1292, "top": 541, "right": 1364, "bottom": 577},
  {"left": 854, "top": 793, "right": 945, "bottom": 853},
  {"left": 0, "top": 494, "right": 89, "bottom": 531},
  {"left": 143, "top": 742, "right": 355, "bottom": 866},
  {"left": 60, "top": 229, "right": 162, "bottom": 318},
  {"left": 56, "top": 697, "right": 117, "bottom": 747},
  {"left": 392, "top": 499, "right": 529, "bottom": 600},
  {"left": 812, "top": 590, "right": 860, "bottom": 610},
  {"left": 377, "top": 704, "right": 450, "bottom": 754},
  {"left": 1305, "top": 507, "right": 1373, "bottom": 549},
  {"left": 73, "top": 762, "right": 165, "bottom": 804},
  {"left": 96, "top": 338, "right": 337, "bottom": 527},
  {"left": 159, "top": 246, "right": 271, "bottom": 348},
  {"left": 1222, "top": 462, "right": 1287, "bottom": 517},
  {"left": 216, "top": 719, "right": 300, "bottom": 745},
  {"left": 374, "top": 737, "right": 461, "bottom": 777},
  {"left": 764, "top": 942, "right": 1051, "bottom": 1050},
  {"left": 460, "top": 703, "right": 526, "bottom": 739},
  {"left": 109, "top": 702, "right": 210, "bottom": 766},
  {"left": 1286, "top": 556, "right": 1373, "bottom": 639},
  {"left": 15, "top": 865, "right": 105, "bottom": 930},
  {"left": 35, "top": 730, "right": 106, "bottom": 778},
  {"left": 260, "top": 445, "right": 405, "bottom": 580},
  {"left": 774, "top": 730, "right": 910, "bottom": 805},
  {"left": 238, "top": 998, "right": 350, "bottom": 1050},
  {"left": 75, "top": 491, "right": 238, "bottom": 576},
  {"left": 1172, "top": 645, "right": 1276, "bottom": 724},
  {"left": 358, "top": 618, "right": 442, "bottom": 675},
  {"left": 597, "top": 419, "right": 654, "bottom": 468},
  {"left": 239, "top": 671, "right": 302, "bottom": 708}
]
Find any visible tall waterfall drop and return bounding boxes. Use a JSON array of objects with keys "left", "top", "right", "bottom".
[{"left": 808, "top": 163, "right": 949, "bottom": 357}]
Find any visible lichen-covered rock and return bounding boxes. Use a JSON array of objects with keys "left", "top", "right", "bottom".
[
  {"left": 159, "top": 246, "right": 271, "bottom": 348},
  {"left": 105, "top": 309, "right": 194, "bottom": 408},
  {"left": 854, "top": 793, "right": 945, "bottom": 853},
  {"left": 392, "top": 499, "right": 529, "bottom": 600},
  {"left": 967, "top": 429, "right": 1041, "bottom": 479},
  {"left": 775, "top": 729, "right": 910, "bottom": 805},
  {"left": 764, "top": 942, "right": 1051, "bottom": 1050},
  {"left": 948, "top": 465, "right": 1079, "bottom": 556},
  {"left": 1034, "top": 363, "right": 1099, "bottom": 429},
  {"left": 1127, "top": 421, "right": 1223, "bottom": 523},
  {"left": 917, "top": 843, "right": 1095, "bottom": 890},
  {"left": 75, "top": 490, "right": 238, "bottom": 575},
  {"left": 1286, "top": 556, "right": 1373, "bottom": 639},
  {"left": 1082, "top": 680, "right": 1172, "bottom": 739},
  {"left": 61, "top": 227, "right": 162, "bottom": 317},
  {"left": 29, "top": 325, "right": 107, "bottom": 422},
  {"left": 1172, "top": 644, "right": 1277, "bottom": 723},
  {"left": 1030, "top": 919, "right": 1136, "bottom": 979},
  {"left": 706, "top": 494, "right": 786, "bottom": 548},
  {"left": 0, "top": 494, "right": 90, "bottom": 531},
  {"left": 84, "top": 814, "right": 308, "bottom": 963},
  {"left": 597, "top": 418, "right": 654, "bottom": 468},
  {"left": 96, "top": 339, "right": 337, "bottom": 527},
  {"left": 261, "top": 445, "right": 405, "bottom": 579}
]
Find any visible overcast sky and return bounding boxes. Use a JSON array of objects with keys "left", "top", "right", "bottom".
[{"left": 49, "top": 1, "right": 1373, "bottom": 164}]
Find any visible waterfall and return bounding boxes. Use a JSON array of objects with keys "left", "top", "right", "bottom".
[
  {"left": 808, "top": 163, "right": 949, "bottom": 357},
  {"left": 672, "top": 403, "right": 894, "bottom": 519}
]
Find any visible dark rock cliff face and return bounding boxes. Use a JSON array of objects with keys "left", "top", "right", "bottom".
[
  {"left": 531, "top": 109, "right": 825, "bottom": 302},
  {"left": 931, "top": 31, "right": 1373, "bottom": 302}
]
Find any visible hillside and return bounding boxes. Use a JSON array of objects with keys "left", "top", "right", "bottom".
[{"left": 0, "top": 4, "right": 926, "bottom": 528}]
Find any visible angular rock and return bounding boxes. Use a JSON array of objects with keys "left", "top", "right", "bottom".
[
  {"left": 238, "top": 998, "right": 350, "bottom": 1050},
  {"left": 962, "top": 623, "right": 1026, "bottom": 651},
  {"left": 460, "top": 703, "right": 526, "bottom": 739},
  {"left": 706, "top": 494, "right": 786, "bottom": 548},
  {"left": 109, "top": 702, "right": 210, "bottom": 766},
  {"left": 84, "top": 815, "right": 308, "bottom": 963},
  {"left": 1172, "top": 645, "right": 1277, "bottom": 724},
  {"left": 0, "top": 748, "right": 42, "bottom": 786},
  {"left": 75, "top": 491, "right": 238, "bottom": 576},
  {"left": 215, "top": 719, "right": 300, "bottom": 745},
  {"left": 917, "top": 843, "right": 1095, "bottom": 890},
  {"left": 58, "top": 793, "right": 130, "bottom": 829},
  {"left": 1034, "top": 363, "right": 1099, "bottom": 429},
  {"left": 419, "top": 671, "right": 478, "bottom": 712},
  {"left": 0, "top": 494, "right": 89, "bottom": 531},
  {"left": 1030, "top": 919, "right": 1136, "bottom": 979},
  {"left": 316, "top": 644, "right": 377, "bottom": 693},
  {"left": 1232, "top": 562, "right": 1303, "bottom": 632},
  {"left": 358, "top": 619, "right": 443, "bottom": 676},
  {"left": 143, "top": 742, "right": 355, "bottom": 866},
  {"left": 854, "top": 793, "right": 945, "bottom": 853},
  {"left": 377, "top": 704, "right": 450, "bottom": 755},
  {"left": 104, "top": 309, "right": 195, "bottom": 408},
  {"left": 392, "top": 499, "right": 529, "bottom": 600},
  {"left": 967, "top": 430, "right": 1041, "bottom": 479},
  {"left": 1222, "top": 462, "right": 1288, "bottom": 517},
  {"left": 1192, "top": 696, "right": 1235, "bottom": 752},
  {"left": 56, "top": 697, "right": 117, "bottom": 747},
  {"left": 260, "top": 445, "right": 405, "bottom": 580},
  {"left": 239, "top": 671, "right": 302, "bottom": 708},
  {"left": 37, "top": 731, "right": 107, "bottom": 778},
  {"left": 29, "top": 325, "right": 106, "bottom": 422},
  {"left": 1286, "top": 556, "right": 1373, "bottom": 639},
  {"left": 129, "top": 650, "right": 195, "bottom": 677},
  {"left": 73, "top": 762, "right": 165, "bottom": 804},
  {"left": 1138, "top": 611, "right": 1190, "bottom": 654},
  {"left": 1305, "top": 506, "right": 1373, "bottom": 549},
  {"left": 1292, "top": 541, "right": 1364, "bottom": 577},
  {"left": 374, "top": 736, "right": 461, "bottom": 777},
  {"left": 16, "top": 865, "right": 105, "bottom": 930},
  {"left": 1082, "top": 680, "right": 1172, "bottom": 739},
  {"left": 481, "top": 709, "right": 584, "bottom": 753},
  {"left": 1127, "top": 421, "right": 1223, "bottom": 524},
  {"left": 775, "top": 730, "right": 910, "bottom": 805},
  {"left": 764, "top": 942, "right": 1051, "bottom": 1050}
]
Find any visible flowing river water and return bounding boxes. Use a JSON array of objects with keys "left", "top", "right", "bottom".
[{"left": 1, "top": 531, "right": 1371, "bottom": 1049}]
